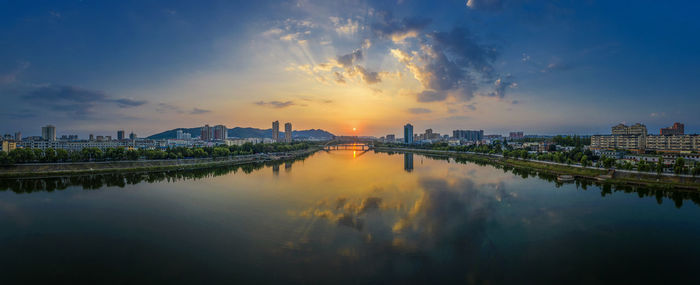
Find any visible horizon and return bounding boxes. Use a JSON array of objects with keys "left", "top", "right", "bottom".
[{"left": 1, "top": 1, "right": 699, "bottom": 137}]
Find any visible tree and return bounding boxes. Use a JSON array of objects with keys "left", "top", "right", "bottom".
[
  {"left": 673, "top": 157, "right": 686, "bottom": 174},
  {"left": 692, "top": 163, "right": 700, "bottom": 177},
  {"left": 601, "top": 156, "right": 616, "bottom": 169},
  {"left": 656, "top": 157, "right": 664, "bottom": 175},
  {"left": 580, "top": 155, "right": 591, "bottom": 167},
  {"left": 56, "top": 149, "right": 69, "bottom": 162}
]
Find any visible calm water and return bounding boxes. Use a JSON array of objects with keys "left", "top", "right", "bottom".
[{"left": 2, "top": 151, "right": 700, "bottom": 284}]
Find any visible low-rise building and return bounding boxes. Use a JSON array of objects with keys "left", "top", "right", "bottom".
[{"left": 2, "top": 140, "right": 17, "bottom": 152}]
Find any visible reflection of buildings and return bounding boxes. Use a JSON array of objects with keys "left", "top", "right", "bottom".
[
  {"left": 272, "top": 164, "right": 279, "bottom": 175},
  {"left": 404, "top": 153, "right": 414, "bottom": 172},
  {"left": 285, "top": 161, "right": 292, "bottom": 172}
]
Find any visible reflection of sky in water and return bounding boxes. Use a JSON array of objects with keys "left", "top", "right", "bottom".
[{"left": 1, "top": 151, "right": 700, "bottom": 283}]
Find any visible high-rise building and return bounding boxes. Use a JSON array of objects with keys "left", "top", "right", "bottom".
[
  {"left": 89, "top": 134, "right": 95, "bottom": 141},
  {"left": 14, "top": 132, "right": 21, "bottom": 141},
  {"left": 201, "top": 124, "right": 212, "bottom": 141},
  {"left": 272, "top": 121, "right": 280, "bottom": 142},
  {"left": 453, "top": 130, "right": 484, "bottom": 142},
  {"left": 661, "top": 122, "right": 684, "bottom": 135},
  {"left": 611, "top": 123, "right": 647, "bottom": 135},
  {"left": 117, "top": 130, "right": 125, "bottom": 140},
  {"left": 404, "top": 123, "right": 414, "bottom": 144},
  {"left": 41, "top": 125, "right": 56, "bottom": 141},
  {"left": 213, "top": 125, "right": 227, "bottom": 140},
  {"left": 129, "top": 132, "right": 137, "bottom": 140},
  {"left": 386, "top": 134, "right": 395, "bottom": 142},
  {"left": 176, "top": 130, "right": 184, "bottom": 139},
  {"left": 509, "top": 131, "right": 524, "bottom": 139},
  {"left": 284, "top": 122, "right": 292, "bottom": 143}
]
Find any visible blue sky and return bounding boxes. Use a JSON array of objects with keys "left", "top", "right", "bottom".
[{"left": 1, "top": 0, "right": 699, "bottom": 137}]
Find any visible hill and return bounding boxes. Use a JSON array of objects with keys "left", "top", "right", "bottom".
[{"left": 147, "top": 127, "right": 334, "bottom": 140}]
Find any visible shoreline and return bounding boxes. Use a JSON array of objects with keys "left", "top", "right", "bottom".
[
  {"left": 375, "top": 147, "right": 700, "bottom": 190},
  {"left": 0, "top": 147, "right": 320, "bottom": 179}
]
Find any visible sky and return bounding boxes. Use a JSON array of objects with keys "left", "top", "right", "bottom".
[{"left": 1, "top": 0, "right": 699, "bottom": 138}]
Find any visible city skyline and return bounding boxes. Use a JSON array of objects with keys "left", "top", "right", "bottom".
[{"left": 1, "top": 1, "right": 699, "bottom": 137}]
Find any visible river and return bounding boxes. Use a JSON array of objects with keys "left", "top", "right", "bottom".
[{"left": 1, "top": 150, "right": 700, "bottom": 284}]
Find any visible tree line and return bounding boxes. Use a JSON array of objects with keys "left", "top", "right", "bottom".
[
  {"left": 0, "top": 142, "right": 312, "bottom": 165},
  {"left": 377, "top": 140, "right": 700, "bottom": 176}
]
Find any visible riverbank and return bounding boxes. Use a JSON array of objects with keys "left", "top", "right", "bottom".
[
  {"left": 376, "top": 147, "right": 700, "bottom": 190},
  {"left": 0, "top": 147, "right": 320, "bottom": 179}
]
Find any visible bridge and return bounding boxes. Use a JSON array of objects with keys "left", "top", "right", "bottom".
[{"left": 323, "top": 136, "right": 375, "bottom": 151}]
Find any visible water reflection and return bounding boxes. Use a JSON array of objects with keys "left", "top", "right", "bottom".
[
  {"left": 2, "top": 150, "right": 700, "bottom": 209},
  {"left": 2, "top": 150, "right": 700, "bottom": 283},
  {"left": 403, "top": 153, "right": 413, "bottom": 172}
]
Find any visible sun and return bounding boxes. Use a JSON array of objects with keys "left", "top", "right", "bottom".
[{"left": 352, "top": 127, "right": 357, "bottom": 132}]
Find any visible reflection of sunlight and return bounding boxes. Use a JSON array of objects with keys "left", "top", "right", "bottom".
[{"left": 353, "top": 150, "right": 356, "bottom": 158}]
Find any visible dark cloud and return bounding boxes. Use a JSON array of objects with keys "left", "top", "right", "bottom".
[
  {"left": 334, "top": 49, "right": 382, "bottom": 85},
  {"left": 393, "top": 27, "right": 499, "bottom": 103},
  {"left": 190, "top": 108, "right": 211, "bottom": 114},
  {"left": 485, "top": 75, "right": 516, "bottom": 98},
  {"left": 416, "top": 90, "right": 447, "bottom": 102},
  {"left": 408, "top": 107, "right": 432, "bottom": 114},
  {"left": 336, "top": 49, "right": 363, "bottom": 67},
  {"left": 156, "top": 102, "right": 184, "bottom": 113},
  {"left": 254, "top": 100, "right": 296, "bottom": 108},
  {"left": 22, "top": 85, "right": 144, "bottom": 117},
  {"left": 354, "top": 66, "right": 381, "bottom": 84},
  {"left": 111, "top": 98, "right": 148, "bottom": 108}
]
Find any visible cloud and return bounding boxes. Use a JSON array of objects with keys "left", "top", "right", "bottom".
[
  {"left": 543, "top": 61, "right": 573, "bottom": 72},
  {"left": 354, "top": 65, "right": 381, "bottom": 84},
  {"left": 0, "top": 61, "right": 30, "bottom": 85},
  {"left": 190, "top": 108, "right": 211, "bottom": 114},
  {"left": 111, "top": 98, "right": 148, "bottom": 108},
  {"left": 156, "top": 102, "right": 184, "bottom": 113},
  {"left": 408, "top": 107, "right": 432, "bottom": 114},
  {"left": 466, "top": 0, "right": 504, "bottom": 11},
  {"left": 329, "top": 17, "right": 359, "bottom": 36},
  {"left": 392, "top": 27, "right": 498, "bottom": 103},
  {"left": 485, "top": 75, "right": 517, "bottom": 98},
  {"left": 372, "top": 15, "right": 430, "bottom": 43},
  {"left": 336, "top": 49, "right": 363, "bottom": 67},
  {"left": 334, "top": 72, "right": 346, "bottom": 83},
  {"left": 22, "top": 84, "right": 144, "bottom": 117},
  {"left": 255, "top": 100, "right": 296, "bottom": 108},
  {"left": 416, "top": 90, "right": 447, "bottom": 102}
]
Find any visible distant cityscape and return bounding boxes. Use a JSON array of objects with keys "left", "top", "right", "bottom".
[
  {"left": 0, "top": 120, "right": 309, "bottom": 153},
  {"left": 2, "top": 121, "right": 699, "bottom": 160}
]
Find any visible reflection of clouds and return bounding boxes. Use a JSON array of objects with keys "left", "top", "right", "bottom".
[
  {"left": 287, "top": 174, "right": 511, "bottom": 282},
  {"left": 295, "top": 196, "right": 384, "bottom": 231},
  {"left": 392, "top": 178, "right": 495, "bottom": 250}
]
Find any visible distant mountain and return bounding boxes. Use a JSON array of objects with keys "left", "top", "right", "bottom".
[{"left": 147, "top": 127, "right": 334, "bottom": 140}]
